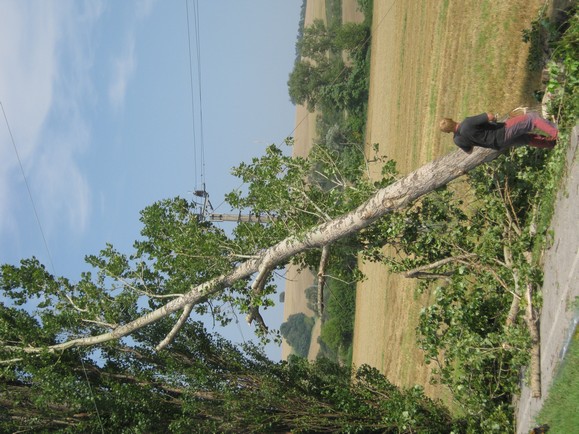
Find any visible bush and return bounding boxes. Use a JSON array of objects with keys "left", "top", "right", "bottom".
[{"left": 280, "top": 313, "right": 315, "bottom": 357}]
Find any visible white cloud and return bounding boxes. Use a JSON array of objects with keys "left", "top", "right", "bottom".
[
  {"left": 0, "top": 2, "right": 58, "bottom": 160},
  {"left": 137, "top": 0, "right": 157, "bottom": 19},
  {"left": 30, "top": 107, "right": 94, "bottom": 235},
  {"left": 108, "top": 0, "right": 156, "bottom": 111},
  {"left": 0, "top": 1, "right": 103, "bottom": 244},
  {"left": 108, "top": 35, "right": 137, "bottom": 111}
]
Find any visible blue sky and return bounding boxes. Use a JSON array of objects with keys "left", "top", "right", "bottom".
[{"left": 0, "top": 0, "right": 302, "bottom": 360}]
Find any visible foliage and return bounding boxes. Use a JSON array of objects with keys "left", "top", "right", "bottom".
[
  {"left": 225, "top": 136, "right": 377, "bottom": 362},
  {"left": 543, "top": 7, "right": 579, "bottom": 128},
  {"left": 288, "top": 18, "right": 370, "bottom": 115},
  {"left": 318, "top": 256, "right": 358, "bottom": 365},
  {"left": 280, "top": 313, "right": 314, "bottom": 358},
  {"left": 305, "top": 284, "right": 318, "bottom": 312},
  {"left": 294, "top": 0, "right": 307, "bottom": 61},
  {"left": 0, "top": 197, "right": 278, "bottom": 342},
  {"left": 0, "top": 308, "right": 456, "bottom": 433},
  {"left": 357, "top": 0, "right": 373, "bottom": 25},
  {"left": 367, "top": 142, "right": 567, "bottom": 429},
  {"left": 226, "top": 140, "right": 382, "bottom": 255},
  {"left": 521, "top": 3, "right": 559, "bottom": 71},
  {"left": 225, "top": 135, "right": 394, "bottom": 360}
]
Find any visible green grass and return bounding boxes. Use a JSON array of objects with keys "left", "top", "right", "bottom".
[
  {"left": 534, "top": 323, "right": 579, "bottom": 430},
  {"left": 325, "top": 0, "right": 342, "bottom": 28},
  {"left": 531, "top": 130, "right": 571, "bottom": 260}
]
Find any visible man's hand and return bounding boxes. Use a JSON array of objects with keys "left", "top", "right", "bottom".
[{"left": 486, "top": 112, "right": 497, "bottom": 122}]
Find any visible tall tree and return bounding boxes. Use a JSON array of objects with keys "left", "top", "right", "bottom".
[
  {"left": 0, "top": 146, "right": 500, "bottom": 360},
  {"left": 1, "top": 144, "right": 543, "bottom": 431},
  {"left": 288, "top": 19, "right": 370, "bottom": 112}
]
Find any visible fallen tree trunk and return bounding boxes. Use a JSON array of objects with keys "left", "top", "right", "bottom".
[{"left": 3, "top": 147, "right": 501, "bottom": 356}]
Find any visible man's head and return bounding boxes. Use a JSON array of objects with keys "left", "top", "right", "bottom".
[{"left": 439, "top": 118, "right": 458, "bottom": 133}]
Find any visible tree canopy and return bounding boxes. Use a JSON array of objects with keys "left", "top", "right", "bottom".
[
  {"left": 1, "top": 310, "right": 455, "bottom": 432},
  {"left": 288, "top": 19, "right": 370, "bottom": 112},
  {"left": 0, "top": 142, "right": 502, "bottom": 431}
]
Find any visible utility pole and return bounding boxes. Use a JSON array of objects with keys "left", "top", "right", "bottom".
[
  {"left": 193, "top": 186, "right": 273, "bottom": 223},
  {"left": 207, "top": 213, "right": 273, "bottom": 223}
]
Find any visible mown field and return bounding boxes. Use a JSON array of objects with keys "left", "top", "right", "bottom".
[{"left": 353, "top": 0, "right": 551, "bottom": 401}]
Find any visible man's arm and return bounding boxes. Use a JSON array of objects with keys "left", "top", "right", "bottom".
[
  {"left": 454, "top": 135, "right": 474, "bottom": 153},
  {"left": 465, "top": 112, "right": 495, "bottom": 126}
]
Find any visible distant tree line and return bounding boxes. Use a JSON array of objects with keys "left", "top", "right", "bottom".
[{"left": 281, "top": 0, "right": 373, "bottom": 363}]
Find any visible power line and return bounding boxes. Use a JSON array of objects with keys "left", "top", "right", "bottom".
[
  {"left": 193, "top": 0, "right": 206, "bottom": 186},
  {"left": 185, "top": 0, "right": 206, "bottom": 190},
  {"left": 1, "top": 100, "right": 105, "bottom": 434},
  {"left": 1, "top": 101, "right": 55, "bottom": 273},
  {"left": 185, "top": 0, "right": 199, "bottom": 189},
  {"left": 185, "top": 0, "right": 250, "bottom": 347}
]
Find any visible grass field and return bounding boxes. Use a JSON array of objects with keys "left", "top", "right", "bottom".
[
  {"left": 534, "top": 324, "right": 579, "bottom": 430},
  {"left": 352, "top": 0, "right": 550, "bottom": 404}
]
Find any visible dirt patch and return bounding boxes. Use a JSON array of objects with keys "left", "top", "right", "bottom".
[{"left": 353, "top": 0, "right": 546, "bottom": 401}]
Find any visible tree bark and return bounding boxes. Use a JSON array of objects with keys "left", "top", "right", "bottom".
[
  {"left": 3, "top": 147, "right": 501, "bottom": 356},
  {"left": 525, "top": 281, "right": 541, "bottom": 398},
  {"left": 317, "top": 245, "right": 331, "bottom": 315}
]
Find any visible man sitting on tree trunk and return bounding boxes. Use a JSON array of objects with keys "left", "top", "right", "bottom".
[{"left": 439, "top": 112, "right": 558, "bottom": 153}]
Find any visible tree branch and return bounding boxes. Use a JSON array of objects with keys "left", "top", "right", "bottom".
[
  {"left": 2, "top": 147, "right": 501, "bottom": 358},
  {"left": 317, "top": 245, "right": 331, "bottom": 315},
  {"left": 64, "top": 294, "right": 88, "bottom": 313},
  {"left": 156, "top": 303, "right": 194, "bottom": 351},
  {"left": 291, "top": 186, "right": 332, "bottom": 222},
  {"left": 403, "top": 254, "right": 477, "bottom": 279},
  {"left": 525, "top": 281, "right": 541, "bottom": 398},
  {"left": 81, "top": 319, "right": 118, "bottom": 330},
  {"left": 503, "top": 244, "right": 521, "bottom": 328},
  {"left": 246, "top": 307, "right": 268, "bottom": 334}
]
